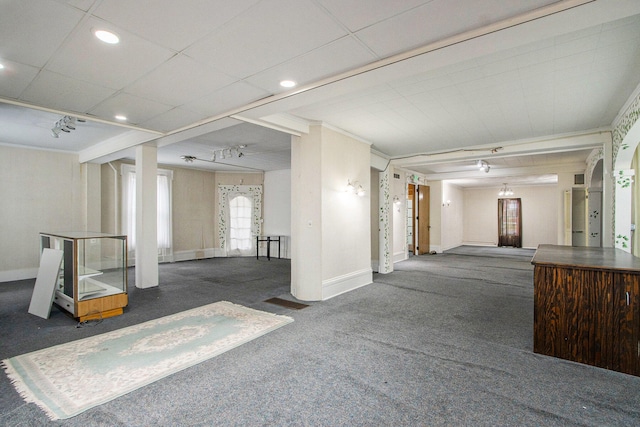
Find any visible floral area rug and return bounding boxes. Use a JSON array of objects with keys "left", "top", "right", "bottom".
[{"left": 2, "top": 301, "right": 293, "bottom": 420}]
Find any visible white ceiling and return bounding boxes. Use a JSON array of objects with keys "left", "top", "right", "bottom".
[{"left": 1, "top": 0, "right": 639, "bottom": 183}]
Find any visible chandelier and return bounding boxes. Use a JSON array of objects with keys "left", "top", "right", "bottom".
[{"left": 498, "top": 183, "right": 514, "bottom": 197}]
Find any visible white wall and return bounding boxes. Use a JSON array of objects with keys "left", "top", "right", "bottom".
[
  {"left": 0, "top": 145, "right": 89, "bottom": 282},
  {"left": 321, "top": 126, "right": 372, "bottom": 298},
  {"left": 428, "top": 181, "right": 443, "bottom": 253},
  {"left": 463, "top": 185, "right": 558, "bottom": 248},
  {"left": 291, "top": 125, "right": 372, "bottom": 301},
  {"left": 441, "top": 182, "right": 464, "bottom": 251},
  {"left": 264, "top": 169, "right": 291, "bottom": 259}
]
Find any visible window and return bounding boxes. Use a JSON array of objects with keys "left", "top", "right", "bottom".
[
  {"left": 218, "top": 185, "right": 262, "bottom": 256},
  {"left": 229, "top": 196, "right": 253, "bottom": 251},
  {"left": 498, "top": 198, "right": 522, "bottom": 247},
  {"left": 121, "top": 165, "right": 173, "bottom": 259}
]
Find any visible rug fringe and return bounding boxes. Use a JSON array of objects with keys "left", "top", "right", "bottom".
[{"left": 1, "top": 359, "right": 60, "bottom": 420}]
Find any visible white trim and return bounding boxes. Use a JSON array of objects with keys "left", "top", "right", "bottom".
[
  {"left": 428, "top": 245, "right": 443, "bottom": 254},
  {"left": 393, "top": 251, "right": 407, "bottom": 263},
  {"left": 322, "top": 268, "right": 373, "bottom": 300},
  {"left": 0, "top": 268, "right": 39, "bottom": 282}
]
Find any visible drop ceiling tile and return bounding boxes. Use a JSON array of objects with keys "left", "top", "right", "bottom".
[
  {"left": 140, "top": 107, "right": 209, "bottom": 133},
  {"left": 355, "top": 0, "right": 560, "bottom": 58},
  {"left": 0, "top": 60, "right": 39, "bottom": 99},
  {"left": 93, "top": 0, "right": 260, "bottom": 52},
  {"left": 89, "top": 93, "right": 172, "bottom": 126},
  {"left": 20, "top": 70, "right": 116, "bottom": 113},
  {"left": 553, "top": 34, "right": 599, "bottom": 59},
  {"left": 0, "top": 0, "right": 84, "bottom": 67},
  {"left": 244, "top": 36, "right": 376, "bottom": 93},
  {"left": 184, "top": 81, "right": 270, "bottom": 117},
  {"left": 123, "top": 54, "right": 236, "bottom": 107},
  {"left": 599, "top": 14, "right": 640, "bottom": 44},
  {"left": 184, "top": 0, "right": 347, "bottom": 79},
  {"left": 45, "top": 16, "right": 175, "bottom": 90},
  {"left": 316, "top": 0, "right": 429, "bottom": 32}
]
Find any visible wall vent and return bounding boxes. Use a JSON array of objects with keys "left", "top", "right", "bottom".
[
  {"left": 393, "top": 173, "right": 400, "bottom": 179},
  {"left": 574, "top": 174, "right": 585, "bottom": 185}
]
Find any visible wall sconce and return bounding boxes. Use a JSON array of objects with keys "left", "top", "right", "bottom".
[
  {"left": 442, "top": 200, "right": 451, "bottom": 207},
  {"left": 393, "top": 196, "right": 401, "bottom": 211},
  {"left": 346, "top": 180, "right": 365, "bottom": 197},
  {"left": 476, "top": 160, "right": 490, "bottom": 173}
]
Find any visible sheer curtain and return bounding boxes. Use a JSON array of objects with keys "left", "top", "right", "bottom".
[
  {"left": 229, "top": 195, "right": 253, "bottom": 252},
  {"left": 121, "top": 165, "right": 172, "bottom": 257},
  {"left": 126, "top": 171, "right": 137, "bottom": 250},
  {"left": 498, "top": 198, "right": 522, "bottom": 247},
  {"left": 157, "top": 174, "right": 171, "bottom": 250}
]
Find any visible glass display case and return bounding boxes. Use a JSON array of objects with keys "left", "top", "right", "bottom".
[{"left": 40, "top": 232, "right": 128, "bottom": 321}]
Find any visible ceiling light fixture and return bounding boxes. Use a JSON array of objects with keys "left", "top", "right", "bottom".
[
  {"left": 498, "top": 183, "right": 514, "bottom": 197},
  {"left": 94, "top": 29, "right": 120, "bottom": 44},
  {"left": 50, "top": 115, "right": 85, "bottom": 138},
  {"left": 0, "top": 63, "right": 4, "bottom": 70},
  {"left": 115, "top": 114, "right": 127, "bottom": 121},
  {"left": 280, "top": 80, "right": 296, "bottom": 88},
  {"left": 182, "top": 145, "right": 247, "bottom": 165},
  {"left": 477, "top": 159, "right": 490, "bottom": 173}
]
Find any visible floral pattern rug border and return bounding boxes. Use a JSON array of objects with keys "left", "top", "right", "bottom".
[{"left": 2, "top": 301, "right": 293, "bottom": 420}]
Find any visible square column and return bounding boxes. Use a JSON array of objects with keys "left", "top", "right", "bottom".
[{"left": 135, "top": 144, "right": 158, "bottom": 288}]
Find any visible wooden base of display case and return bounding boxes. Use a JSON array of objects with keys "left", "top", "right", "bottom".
[
  {"left": 76, "top": 294, "right": 128, "bottom": 321},
  {"left": 79, "top": 307, "right": 124, "bottom": 322}
]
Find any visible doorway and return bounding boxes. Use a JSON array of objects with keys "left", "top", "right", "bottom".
[{"left": 407, "top": 184, "right": 430, "bottom": 255}]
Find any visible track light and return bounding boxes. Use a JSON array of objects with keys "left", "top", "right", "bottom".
[
  {"left": 51, "top": 116, "right": 84, "bottom": 138},
  {"left": 477, "top": 159, "right": 490, "bottom": 173},
  {"left": 181, "top": 145, "right": 248, "bottom": 165}
]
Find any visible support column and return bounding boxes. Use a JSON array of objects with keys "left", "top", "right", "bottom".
[
  {"left": 291, "top": 124, "right": 372, "bottom": 301},
  {"left": 378, "top": 168, "right": 392, "bottom": 274},
  {"left": 602, "top": 133, "right": 614, "bottom": 247},
  {"left": 135, "top": 144, "right": 158, "bottom": 288},
  {"left": 614, "top": 169, "right": 634, "bottom": 252}
]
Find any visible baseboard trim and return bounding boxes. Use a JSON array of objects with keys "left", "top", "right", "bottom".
[
  {"left": 322, "top": 268, "right": 373, "bottom": 300},
  {"left": 0, "top": 267, "right": 39, "bottom": 283},
  {"left": 393, "top": 251, "right": 407, "bottom": 263}
]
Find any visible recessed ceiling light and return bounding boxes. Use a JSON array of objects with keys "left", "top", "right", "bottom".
[
  {"left": 0, "top": 63, "right": 4, "bottom": 70},
  {"left": 94, "top": 29, "right": 120, "bottom": 44},
  {"left": 280, "top": 80, "right": 296, "bottom": 88},
  {"left": 115, "top": 114, "right": 127, "bottom": 121}
]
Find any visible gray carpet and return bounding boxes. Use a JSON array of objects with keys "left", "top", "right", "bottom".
[{"left": 1, "top": 247, "right": 639, "bottom": 426}]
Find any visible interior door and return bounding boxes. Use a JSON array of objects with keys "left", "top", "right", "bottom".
[{"left": 416, "top": 185, "right": 430, "bottom": 255}]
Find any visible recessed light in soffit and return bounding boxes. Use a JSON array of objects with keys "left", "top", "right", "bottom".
[
  {"left": 279, "top": 80, "right": 296, "bottom": 88},
  {"left": 94, "top": 29, "right": 120, "bottom": 44}
]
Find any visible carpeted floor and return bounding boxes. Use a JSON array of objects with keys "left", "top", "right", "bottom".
[{"left": 1, "top": 246, "right": 639, "bottom": 426}]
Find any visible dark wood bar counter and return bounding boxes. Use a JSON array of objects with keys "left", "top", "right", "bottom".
[{"left": 532, "top": 244, "right": 640, "bottom": 376}]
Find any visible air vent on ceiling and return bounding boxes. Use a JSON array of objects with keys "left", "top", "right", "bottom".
[{"left": 394, "top": 173, "right": 400, "bottom": 179}]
